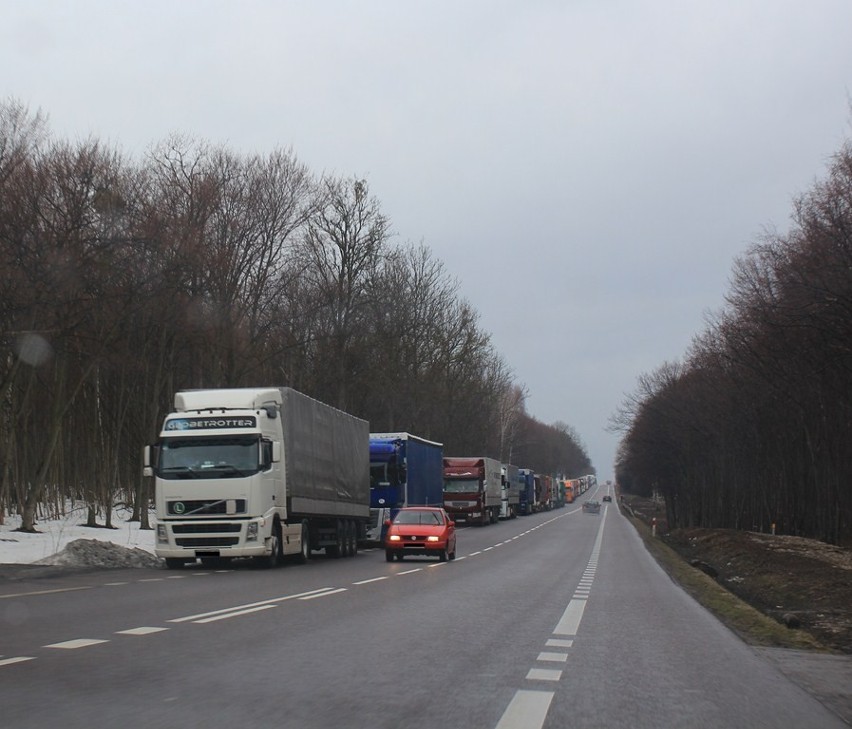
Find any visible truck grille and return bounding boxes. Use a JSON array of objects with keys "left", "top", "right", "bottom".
[
  {"left": 175, "top": 537, "right": 240, "bottom": 548},
  {"left": 172, "top": 523, "right": 242, "bottom": 534}
]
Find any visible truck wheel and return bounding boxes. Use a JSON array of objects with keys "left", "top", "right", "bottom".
[
  {"left": 385, "top": 549, "right": 394, "bottom": 562},
  {"left": 347, "top": 520, "right": 358, "bottom": 557},
  {"left": 295, "top": 522, "right": 310, "bottom": 564},
  {"left": 257, "top": 521, "right": 282, "bottom": 568}
]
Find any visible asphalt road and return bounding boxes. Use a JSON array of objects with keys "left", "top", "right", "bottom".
[{"left": 1, "top": 500, "right": 850, "bottom": 729}]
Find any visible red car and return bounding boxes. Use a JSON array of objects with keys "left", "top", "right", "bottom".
[{"left": 385, "top": 507, "right": 457, "bottom": 562}]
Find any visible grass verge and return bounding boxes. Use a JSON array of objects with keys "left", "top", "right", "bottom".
[{"left": 627, "top": 515, "right": 828, "bottom": 652}]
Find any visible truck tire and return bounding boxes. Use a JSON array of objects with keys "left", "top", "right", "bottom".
[
  {"left": 295, "top": 521, "right": 310, "bottom": 564},
  {"left": 326, "top": 520, "right": 345, "bottom": 558},
  {"left": 346, "top": 520, "right": 357, "bottom": 557},
  {"left": 256, "top": 520, "right": 282, "bottom": 568}
]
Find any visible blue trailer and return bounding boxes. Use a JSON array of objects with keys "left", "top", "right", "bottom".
[
  {"left": 367, "top": 432, "right": 444, "bottom": 542},
  {"left": 518, "top": 468, "right": 536, "bottom": 515}
]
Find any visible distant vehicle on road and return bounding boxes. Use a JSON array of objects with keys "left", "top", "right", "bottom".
[
  {"left": 385, "top": 507, "right": 457, "bottom": 562},
  {"left": 602, "top": 495, "right": 612, "bottom": 503},
  {"left": 583, "top": 500, "right": 601, "bottom": 514}
]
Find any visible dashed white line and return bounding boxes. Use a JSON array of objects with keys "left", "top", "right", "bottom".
[
  {"left": 0, "top": 657, "right": 35, "bottom": 667},
  {"left": 546, "top": 638, "right": 573, "bottom": 648},
  {"left": 353, "top": 576, "right": 389, "bottom": 585},
  {"left": 44, "top": 639, "right": 109, "bottom": 650},
  {"left": 116, "top": 627, "right": 169, "bottom": 635},
  {"left": 537, "top": 652, "right": 568, "bottom": 663},
  {"left": 526, "top": 668, "right": 562, "bottom": 681}
]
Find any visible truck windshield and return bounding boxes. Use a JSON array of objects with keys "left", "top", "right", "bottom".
[
  {"left": 443, "top": 478, "right": 478, "bottom": 493},
  {"left": 158, "top": 436, "right": 259, "bottom": 479}
]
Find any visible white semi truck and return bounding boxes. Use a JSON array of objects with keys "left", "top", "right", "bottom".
[{"left": 143, "top": 387, "right": 370, "bottom": 569}]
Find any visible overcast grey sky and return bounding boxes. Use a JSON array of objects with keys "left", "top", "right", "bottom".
[{"left": 4, "top": 1, "right": 851, "bottom": 482}]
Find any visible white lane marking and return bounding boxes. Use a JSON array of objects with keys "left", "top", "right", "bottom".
[
  {"left": 0, "top": 586, "right": 91, "bottom": 600},
  {"left": 104, "top": 582, "right": 129, "bottom": 586},
  {"left": 139, "top": 578, "right": 164, "bottom": 583},
  {"left": 427, "top": 562, "right": 447, "bottom": 568},
  {"left": 44, "top": 639, "right": 109, "bottom": 649},
  {"left": 546, "top": 638, "right": 573, "bottom": 648},
  {"left": 299, "top": 588, "right": 347, "bottom": 600},
  {"left": 397, "top": 569, "right": 422, "bottom": 575},
  {"left": 168, "top": 587, "right": 338, "bottom": 622},
  {"left": 537, "top": 652, "right": 568, "bottom": 663},
  {"left": 352, "top": 576, "right": 389, "bottom": 585},
  {"left": 469, "top": 551, "right": 482, "bottom": 556},
  {"left": 0, "top": 656, "right": 35, "bottom": 667},
  {"left": 116, "top": 627, "right": 169, "bottom": 635},
  {"left": 494, "top": 690, "right": 554, "bottom": 729},
  {"left": 195, "top": 605, "right": 276, "bottom": 623},
  {"left": 526, "top": 668, "right": 562, "bottom": 681},
  {"left": 553, "top": 598, "right": 587, "bottom": 636},
  {"left": 166, "top": 575, "right": 186, "bottom": 579}
]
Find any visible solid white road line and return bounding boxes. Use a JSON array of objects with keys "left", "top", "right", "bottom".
[
  {"left": 494, "top": 690, "right": 554, "bottom": 729},
  {"left": 299, "top": 588, "right": 347, "bottom": 600},
  {"left": 553, "top": 598, "right": 587, "bottom": 636},
  {"left": 194, "top": 605, "right": 276, "bottom": 623},
  {"left": 168, "top": 587, "right": 338, "bottom": 622},
  {"left": 0, "top": 586, "right": 91, "bottom": 600}
]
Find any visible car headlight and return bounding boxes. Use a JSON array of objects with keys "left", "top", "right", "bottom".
[
  {"left": 246, "top": 522, "right": 259, "bottom": 541},
  {"left": 388, "top": 534, "right": 401, "bottom": 542},
  {"left": 427, "top": 535, "right": 440, "bottom": 542}
]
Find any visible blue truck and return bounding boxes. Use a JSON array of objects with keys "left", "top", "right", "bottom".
[
  {"left": 518, "top": 468, "right": 536, "bottom": 515},
  {"left": 367, "top": 432, "right": 444, "bottom": 542}
]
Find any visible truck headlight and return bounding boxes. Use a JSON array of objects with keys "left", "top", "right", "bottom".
[
  {"left": 156, "top": 524, "right": 168, "bottom": 544},
  {"left": 246, "top": 522, "right": 259, "bottom": 541}
]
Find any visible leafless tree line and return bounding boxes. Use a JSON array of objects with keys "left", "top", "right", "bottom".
[
  {"left": 614, "top": 134, "right": 852, "bottom": 545},
  {"left": 0, "top": 100, "right": 590, "bottom": 531}
]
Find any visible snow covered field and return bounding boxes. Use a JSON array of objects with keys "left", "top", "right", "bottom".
[{"left": 0, "top": 505, "right": 156, "bottom": 564}]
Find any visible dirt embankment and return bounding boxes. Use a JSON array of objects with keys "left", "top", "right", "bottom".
[{"left": 621, "top": 494, "right": 852, "bottom": 654}]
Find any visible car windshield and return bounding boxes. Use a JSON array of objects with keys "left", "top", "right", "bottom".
[{"left": 394, "top": 510, "right": 443, "bottom": 525}]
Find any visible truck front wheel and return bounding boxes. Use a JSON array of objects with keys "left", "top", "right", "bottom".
[
  {"left": 257, "top": 520, "right": 282, "bottom": 568},
  {"left": 295, "top": 522, "right": 310, "bottom": 564}
]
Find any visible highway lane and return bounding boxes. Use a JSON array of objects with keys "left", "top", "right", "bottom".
[{"left": 1, "top": 502, "right": 847, "bottom": 729}]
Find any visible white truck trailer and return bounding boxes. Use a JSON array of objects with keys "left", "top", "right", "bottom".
[{"left": 143, "top": 387, "right": 370, "bottom": 569}]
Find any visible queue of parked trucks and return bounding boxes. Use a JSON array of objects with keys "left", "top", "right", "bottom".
[{"left": 142, "top": 386, "right": 598, "bottom": 568}]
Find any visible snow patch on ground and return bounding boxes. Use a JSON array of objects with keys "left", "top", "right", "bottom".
[{"left": 0, "top": 505, "right": 157, "bottom": 566}]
